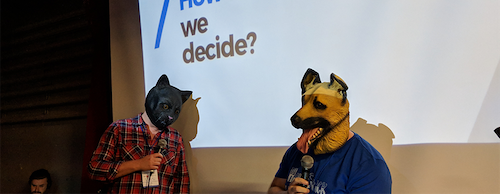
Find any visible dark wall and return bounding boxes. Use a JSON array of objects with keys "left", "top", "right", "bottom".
[{"left": 1, "top": 0, "right": 111, "bottom": 193}]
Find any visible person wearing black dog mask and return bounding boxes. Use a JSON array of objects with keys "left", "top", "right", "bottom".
[{"left": 89, "top": 74, "right": 192, "bottom": 194}]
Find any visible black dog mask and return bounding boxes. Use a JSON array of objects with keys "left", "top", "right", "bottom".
[{"left": 145, "top": 74, "right": 192, "bottom": 129}]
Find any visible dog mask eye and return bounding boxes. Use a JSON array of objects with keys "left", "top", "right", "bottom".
[
  {"left": 175, "top": 109, "right": 180, "bottom": 115},
  {"left": 313, "top": 97, "right": 327, "bottom": 110},
  {"left": 163, "top": 104, "right": 169, "bottom": 109}
]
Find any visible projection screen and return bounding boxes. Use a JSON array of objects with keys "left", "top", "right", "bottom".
[{"left": 136, "top": 0, "right": 500, "bottom": 148}]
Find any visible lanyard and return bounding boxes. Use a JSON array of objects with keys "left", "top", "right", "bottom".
[{"left": 140, "top": 124, "right": 165, "bottom": 155}]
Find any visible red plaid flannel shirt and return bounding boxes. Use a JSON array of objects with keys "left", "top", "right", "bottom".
[{"left": 88, "top": 114, "right": 190, "bottom": 193}]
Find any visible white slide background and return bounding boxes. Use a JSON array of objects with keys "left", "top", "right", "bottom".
[{"left": 138, "top": 0, "right": 500, "bottom": 147}]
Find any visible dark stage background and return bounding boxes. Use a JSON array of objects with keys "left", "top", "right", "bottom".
[{"left": 1, "top": 0, "right": 111, "bottom": 193}]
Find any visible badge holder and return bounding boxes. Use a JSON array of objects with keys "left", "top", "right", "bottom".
[{"left": 142, "top": 170, "right": 159, "bottom": 188}]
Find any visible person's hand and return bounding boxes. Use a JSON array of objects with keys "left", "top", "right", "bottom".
[
  {"left": 139, "top": 153, "right": 163, "bottom": 171},
  {"left": 287, "top": 177, "right": 310, "bottom": 194}
]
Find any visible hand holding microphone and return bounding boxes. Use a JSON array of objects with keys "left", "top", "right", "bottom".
[
  {"left": 288, "top": 155, "right": 314, "bottom": 194},
  {"left": 141, "top": 139, "right": 167, "bottom": 188},
  {"left": 149, "top": 139, "right": 167, "bottom": 172}
]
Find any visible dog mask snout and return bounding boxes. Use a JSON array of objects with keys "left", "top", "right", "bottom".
[{"left": 291, "top": 114, "right": 302, "bottom": 128}]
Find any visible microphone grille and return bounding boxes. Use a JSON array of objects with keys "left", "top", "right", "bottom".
[
  {"left": 301, "top": 155, "right": 314, "bottom": 169},
  {"left": 159, "top": 139, "right": 167, "bottom": 148}
]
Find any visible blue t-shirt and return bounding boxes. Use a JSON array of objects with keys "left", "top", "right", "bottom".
[{"left": 275, "top": 133, "right": 392, "bottom": 194}]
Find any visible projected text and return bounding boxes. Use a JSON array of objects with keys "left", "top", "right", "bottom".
[{"left": 181, "top": 17, "right": 257, "bottom": 64}]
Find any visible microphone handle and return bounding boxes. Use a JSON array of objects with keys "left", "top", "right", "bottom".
[
  {"left": 302, "top": 168, "right": 310, "bottom": 180},
  {"left": 299, "top": 167, "right": 310, "bottom": 188}
]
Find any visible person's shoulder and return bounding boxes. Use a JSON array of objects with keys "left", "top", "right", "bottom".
[
  {"left": 281, "top": 143, "right": 302, "bottom": 159},
  {"left": 110, "top": 114, "right": 141, "bottom": 126},
  {"left": 285, "top": 142, "right": 299, "bottom": 152},
  {"left": 166, "top": 126, "right": 182, "bottom": 137},
  {"left": 105, "top": 114, "right": 142, "bottom": 133},
  {"left": 349, "top": 133, "right": 385, "bottom": 161},
  {"left": 164, "top": 126, "right": 186, "bottom": 146}
]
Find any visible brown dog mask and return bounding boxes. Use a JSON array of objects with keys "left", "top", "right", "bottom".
[{"left": 291, "top": 68, "right": 350, "bottom": 155}]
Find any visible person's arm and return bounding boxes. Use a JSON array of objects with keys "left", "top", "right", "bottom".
[
  {"left": 172, "top": 137, "right": 190, "bottom": 194},
  {"left": 268, "top": 177, "right": 287, "bottom": 194},
  {"left": 115, "top": 153, "right": 163, "bottom": 178},
  {"left": 268, "top": 177, "right": 310, "bottom": 194},
  {"left": 88, "top": 124, "right": 121, "bottom": 181},
  {"left": 88, "top": 123, "right": 163, "bottom": 181}
]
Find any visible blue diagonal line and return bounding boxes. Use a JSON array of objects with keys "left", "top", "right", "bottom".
[{"left": 155, "top": 0, "right": 170, "bottom": 49}]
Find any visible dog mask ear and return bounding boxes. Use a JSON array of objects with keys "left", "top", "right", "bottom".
[
  {"left": 301, "top": 68, "right": 321, "bottom": 94},
  {"left": 330, "top": 73, "right": 348, "bottom": 105}
]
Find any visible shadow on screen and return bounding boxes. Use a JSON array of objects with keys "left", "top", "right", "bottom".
[
  {"left": 171, "top": 95, "right": 201, "bottom": 192},
  {"left": 351, "top": 117, "right": 419, "bottom": 194}
]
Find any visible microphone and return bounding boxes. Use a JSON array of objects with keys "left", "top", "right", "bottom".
[
  {"left": 151, "top": 139, "right": 167, "bottom": 172},
  {"left": 300, "top": 155, "right": 314, "bottom": 188},
  {"left": 158, "top": 139, "right": 167, "bottom": 151}
]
